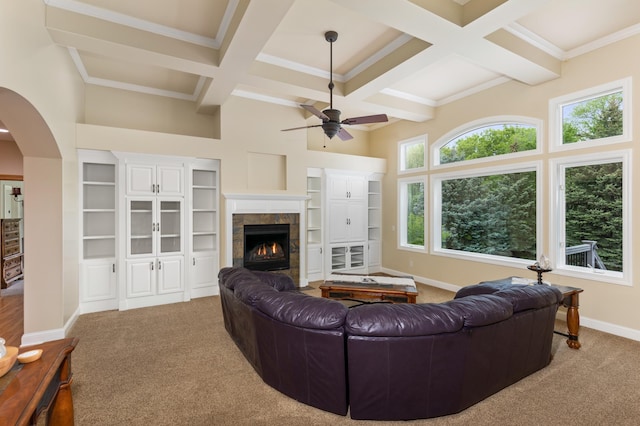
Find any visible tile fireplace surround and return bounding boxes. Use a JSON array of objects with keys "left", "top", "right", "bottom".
[{"left": 224, "top": 194, "right": 308, "bottom": 286}]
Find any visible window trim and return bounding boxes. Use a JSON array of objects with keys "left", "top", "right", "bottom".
[
  {"left": 398, "top": 175, "right": 427, "bottom": 252},
  {"left": 431, "top": 161, "right": 543, "bottom": 267},
  {"left": 431, "top": 115, "right": 543, "bottom": 169},
  {"left": 398, "top": 135, "right": 427, "bottom": 174},
  {"left": 548, "top": 77, "right": 632, "bottom": 153},
  {"left": 549, "top": 150, "right": 631, "bottom": 286}
]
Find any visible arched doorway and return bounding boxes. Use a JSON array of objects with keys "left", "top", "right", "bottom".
[{"left": 0, "top": 88, "right": 64, "bottom": 346}]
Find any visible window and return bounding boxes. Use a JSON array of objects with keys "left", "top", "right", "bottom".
[
  {"left": 399, "top": 136, "right": 426, "bottom": 173},
  {"left": 434, "top": 116, "right": 540, "bottom": 166},
  {"left": 398, "top": 177, "right": 425, "bottom": 250},
  {"left": 550, "top": 78, "right": 631, "bottom": 151},
  {"left": 433, "top": 165, "right": 539, "bottom": 263},
  {"left": 551, "top": 151, "right": 629, "bottom": 284}
]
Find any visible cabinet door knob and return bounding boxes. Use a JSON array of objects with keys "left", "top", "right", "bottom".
[
  {"left": 158, "top": 260, "right": 162, "bottom": 270},
  {"left": 151, "top": 261, "right": 154, "bottom": 271}
]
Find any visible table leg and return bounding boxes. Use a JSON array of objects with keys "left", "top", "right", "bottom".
[
  {"left": 565, "top": 293, "right": 581, "bottom": 349},
  {"left": 47, "top": 354, "right": 75, "bottom": 426}
]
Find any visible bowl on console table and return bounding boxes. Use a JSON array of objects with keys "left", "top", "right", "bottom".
[{"left": 0, "top": 346, "right": 18, "bottom": 377}]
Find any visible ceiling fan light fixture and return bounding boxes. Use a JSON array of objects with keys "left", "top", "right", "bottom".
[
  {"left": 281, "top": 30, "right": 388, "bottom": 142},
  {"left": 322, "top": 121, "right": 341, "bottom": 139}
]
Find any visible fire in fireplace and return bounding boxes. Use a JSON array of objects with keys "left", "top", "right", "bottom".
[{"left": 243, "top": 224, "right": 290, "bottom": 271}]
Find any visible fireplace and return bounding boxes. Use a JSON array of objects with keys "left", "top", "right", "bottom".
[
  {"left": 243, "top": 224, "right": 290, "bottom": 271},
  {"left": 225, "top": 193, "right": 308, "bottom": 286}
]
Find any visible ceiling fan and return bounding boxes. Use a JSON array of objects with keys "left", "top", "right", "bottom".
[{"left": 281, "top": 31, "right": 388, "bottom": 141}]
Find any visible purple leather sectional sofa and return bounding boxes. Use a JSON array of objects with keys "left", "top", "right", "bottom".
[{"left": 218, "top": 267, "right": 563, "bottom": 420}]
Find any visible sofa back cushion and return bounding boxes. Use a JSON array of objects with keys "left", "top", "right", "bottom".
[
  {"left": 345, "top": 303, "right": 463, "bottom": 337},
  {"left": 455, "top": 280, "right": 562, "bottom": 313},
  {"left": 494, "top": 285, "right": 562, "bottom": 312},
  {"left": 444, "top": 294, "right": 513, "bottom": 327},
  {"left": 257, "top": 290, "right": 348, "bottom": 330},
  {"left": 249, "top": 270, "right": 296, "bottom": 291}
]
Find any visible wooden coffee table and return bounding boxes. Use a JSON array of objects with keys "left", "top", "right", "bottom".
[{"left": 320, "top": 274, "right": 418, "bottom": 304}]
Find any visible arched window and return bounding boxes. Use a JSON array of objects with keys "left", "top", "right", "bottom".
[{"left": 434, "top": 117, "right": 540, "bottom": 166}]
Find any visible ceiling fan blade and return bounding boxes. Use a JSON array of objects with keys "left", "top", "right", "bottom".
[
  {"left": 336, "top": 127, "right": 353, "bottom": 141},
  {"left": 301, "top": 104, "right": 329, "bottom": 121},
  {"left": 341, "top": 114, "right": 389, "bottom": 125},
  {"left": 281, "top": 124, "right": 322, "bottom": 132}
]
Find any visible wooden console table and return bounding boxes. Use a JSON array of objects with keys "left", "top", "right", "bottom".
[{"left": 0, "top": 337, "right": 78, "bottom": 425}]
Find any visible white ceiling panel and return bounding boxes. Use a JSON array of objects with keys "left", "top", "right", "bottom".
[{"left": 37, "top": 0, "right": 640, "bottom": 132}]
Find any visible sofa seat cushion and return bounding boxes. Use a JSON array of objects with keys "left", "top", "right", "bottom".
[
  {"left": 345, "top": 303, "right": 463, "bottom": 337},
  {"left": 445, "top": 294, "right": 513, "bottom": 327},
  {"left": 257, "top": 291, "right": 348, "bottom": 330}
]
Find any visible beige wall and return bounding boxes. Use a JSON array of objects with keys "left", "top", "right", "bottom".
[
  {"left": 1, "top": 1, "right": 84, "bottom": 344},
  {"left": 370, "top": 34, "right": 640, "bottom": 337},
  {"left": 0, "top": 140, "right": 23, "bottom": 176}
]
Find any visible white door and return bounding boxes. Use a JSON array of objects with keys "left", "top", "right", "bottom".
[
  {"left": 347, "top": 201, "right": 367, "bottom": 242},
  {"left": 81, "top": 260, "right": 116, "bottom": 301},
  {"left": 157, "top": 256, "right": 183, "bottom": 294},
  {"left": 307, "top": 244, "right": 323, "bottom": 276},
  {"left": 127, "top": 198, "right": 155, "bottom": 257},
  {"left": 126, "top": 259, "right": 156, "bottom": 298},
  {"left": 127, "top": 164, "right": 156, "bottom": 195},
  {"left": 157, "top": 166, "right": 184, "bottom": 196},
  {"left": 328, "top": 200, "right": 349, "bottom": 243},
  {"left": 191, "top": 253, "right": 216, "bottom": 289},
  {"left": 368, "top": 240, "right": 381, "bottom": 268},
  {"left": 328, "top": 175, "right": 348, "bottom": 200},
  {"left": 347, "top": 176, "right": 366, "bottom": 200}
]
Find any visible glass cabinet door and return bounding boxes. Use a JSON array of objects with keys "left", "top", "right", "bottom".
[
  {"left": 159, "top": 199, "right": 182, "bottom": 254},
  {"left": 128, "top": 199, "right": 154, "bottom": 256}
]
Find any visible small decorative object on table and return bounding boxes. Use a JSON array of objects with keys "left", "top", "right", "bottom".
[{"left": 527, "top": 254, "right": 552, "bottom": 285}]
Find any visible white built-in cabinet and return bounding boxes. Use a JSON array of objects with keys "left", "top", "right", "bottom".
[
  {"left": 126, "top": 164, "right": 184, "bottom": 196},
  {"left": 78, "top": 150, "right": 219, "bottom": 313},
  {"left": 306, "top": 169, "right": 323, "bottom": 281},
  {"left": 305, "top": 169, "right": 383, "bottom": 279},
  {"left": 367, "top": 176, "right": 382, "bottom": 272},
  {"left": 79, "top": 151, "right": 118, "bottom": 313},
  {"left": 327, "top": 174, "right": 367, "bottom": 243},
  {"left": 324, "top": 172, "right": 370, "bottom": 275},
  {"left": 189, "top": 161, "right": 219, "bottom": 298}
]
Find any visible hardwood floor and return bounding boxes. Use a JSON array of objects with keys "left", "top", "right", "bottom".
[{"left": 0, "top": 282, "right": 23, "bottom": 347}]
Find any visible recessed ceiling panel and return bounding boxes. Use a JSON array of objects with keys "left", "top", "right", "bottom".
[
  {"left": 80, "top": 51, "right": 200, "bottom": 95},
  {"left": 389, "top": 55, "right": 501, "bottom": 102},
  {"left": 517, "top": 0, "right": 640, "bottom": 51},
  {"left": 261, "top": 0, "right": 403, "bottom": 77},
  {"left": 75, "top": 0, "right": 228, "bottom": 39}
]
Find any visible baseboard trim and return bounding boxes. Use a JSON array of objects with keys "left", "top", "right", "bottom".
[{"left": 20, "top": 306, "right": 81, "bottom": 347}]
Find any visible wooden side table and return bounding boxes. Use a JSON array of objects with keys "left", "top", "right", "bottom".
[
  {"left": 0, "top": 337, "right": 78, "bottom": 425},
  {"left": 552, "top": 285, "right": 584, "bottom": 349}
]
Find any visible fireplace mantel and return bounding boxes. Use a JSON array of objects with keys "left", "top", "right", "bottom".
[{"left": 224, "top": 193, "right": 308, "bottom": 286}]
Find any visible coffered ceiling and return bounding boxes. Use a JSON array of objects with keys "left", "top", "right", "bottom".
[{"left": 38, "top": 0, "right": 640, "bottom": 131}]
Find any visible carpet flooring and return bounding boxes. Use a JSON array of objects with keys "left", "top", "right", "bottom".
[{"left": 69, "top": 283, "right": 640, "bottom": 425}]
